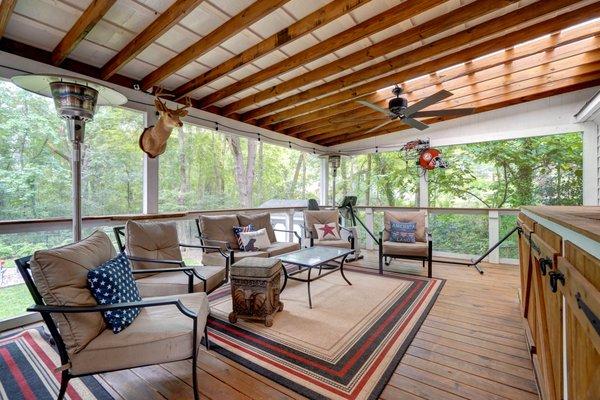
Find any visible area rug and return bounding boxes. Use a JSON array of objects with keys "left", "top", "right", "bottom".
[
  {"left": 0, "top": 329, "right": 112, "bottom": 400},
  {"left": 207, "top": 266, "right": 444, "bottom": 400}
]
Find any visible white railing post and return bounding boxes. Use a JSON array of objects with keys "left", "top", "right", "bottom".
[
  {"left": 319, "top": 157, "right": 329, "bottom": 206},
  {"left": 419, "top": 171, "right": 429, "bottom": 208},
  {"left": 365, "top": 207, "right": 374, "bottom": 250},
  {"left": 488, "top": 210, "right": 500, "bottom": 263},
  {"left": 286, "top": 209, "right": 295, "bottom": 242},
  {"left": 143, "top": 109, "right": 159, "bottom": 214}
]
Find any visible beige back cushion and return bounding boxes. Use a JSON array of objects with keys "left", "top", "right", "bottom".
[
  {"left": 383, "top": 210, "right": 427, "bottom": 242},
  {"left": 199, "top": 214, "right": 240, "bottom": 250},
  {"left": 237, "top": 212, "right": 276, "bottom": 243},
  {"left": 30, "top": 230, "right": 114, "bottom": 354},
  {"left": 126, "top": 220, "right": 182, "bottom": 278},
  {"left": 303, "top": 210, "right": 339, "bottom": 238}
]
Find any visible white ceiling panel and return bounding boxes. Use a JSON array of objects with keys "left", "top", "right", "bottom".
[
  {"left": 67, "top": 40, "right": 115, "bottom": 67},
  {"left": 251, "top": 49, "right": 289, "bottom": 69},
  {"left": 196, "top": 46, "right": 235, "bottom": 68},
  {"left": 368, "top": 20, "right": 411, "bottom": 44},
  {"left": 254, "top": 77, "right": 284, "bottom": 91},
  {"left": 248, "top": 9, "right": 295, "bottom": 38},
  {"left": 189, "top": 86, "right": 215, "bottom": 99},
  {"left": 278, "top": 66, "right": 309, "bottom": 82},
  {"left": 311, "top": 14, "right": 355, "bottom": 41},
  {"left": 118, "top": 59, "right": 156, "bottom": 80},
  {"left": 204, "top": 0, "right": 255, "bottom": 17},
  {"left": 179, "top": 4, "right": 228, "bottom": 35},
  {"left": 303, "top": 53, "right": 338, "bottom": 71},
  {"left": 349, "top": 0, "right": 396, "bottom": 22},
  {"left": 14, "top": 0, "right": 79, "bottom": 37},
  {"left": 155, "top": 25, "right": 201, "bottom": 53},
  {"left": 102, "top": 0, "right": 167, "bottom": 33},
  {"left": 220, "top": 30, "right": 263, "bottom": 54},
  {"left": 176, "top": 62, "right": 211, "bottom": 80},
  {"left": 207, "top": 75, "right": 238, "bottom": 90},
  {"left": 278, "top": 34, "right": 319, "bottom": 56},
  {"left": 283, "top": 0, "right": 329, "bottom": 20},
  {"left": 160, "top": 74, "right": 189, "bottom": 90},
  {"left": 4, "top": 13, "right": 63, "bottom": 50},
  {"left": 333, "top": 38, "right": 372, "bottom": 58},
  {"left": 137, "top": 43, "right": 177, "bottom": 67},
  {"left": 228, "top": 63, "right": 261, "bottom": 81},
  {"left": 84, "top": 20, "right": 133, "bottom": 51}
]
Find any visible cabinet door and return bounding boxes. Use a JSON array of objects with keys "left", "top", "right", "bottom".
[
  {"left": 559, "top": 243, "right": 600, "bottom": 400},
  {"left": 530, "top": 232, "right": 562, "bottom": 400}
]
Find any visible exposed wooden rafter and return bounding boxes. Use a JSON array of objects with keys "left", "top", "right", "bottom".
[
  {"left": 172, "top": 0, "right": 371, "bottom": 100},
  {"left": 0, "top": 0, "right": 17, "bottom": 39},
  {"left": 322, "top": 73, "right": 600, "bottom": 146},
  {"left": 229, "top": 0, "right": 519, "bottom": 118},
  {"left": 100, "top": 0, "right": 204, "bottom": 80},
  {"left": 257, "top": 0, "right": 599, "bottom": 131},
  {"left": 193, "top": 0, "right": 449, "bottom": 108},
  {"left": 291, "top": 30, "right": 600, "bottom": 139},
  {"left": 140, "top": 0, "right": 289, "bottom": 90}
]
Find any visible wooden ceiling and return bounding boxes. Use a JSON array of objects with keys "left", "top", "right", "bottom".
[{"left": 0, "top": 0, "right": 599, "bottom": 147}]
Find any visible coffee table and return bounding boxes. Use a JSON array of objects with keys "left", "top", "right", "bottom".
[{"left": 277, "top": 246, "right": 354, "bottom": 308}]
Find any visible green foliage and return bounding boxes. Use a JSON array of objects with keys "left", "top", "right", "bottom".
[{"left": 0, "top": 284, "right": 31, "bottom": 321}]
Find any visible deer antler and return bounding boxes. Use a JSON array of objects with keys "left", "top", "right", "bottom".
[{"left": 177, "top": 96, "right": 192, "bottom": 110}]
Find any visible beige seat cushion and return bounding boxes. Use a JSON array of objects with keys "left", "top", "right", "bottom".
[
  {"left": 30, "top": 230, "right": 114, "bottom": 354},
  {"left": 382, "top": 241, "right": 429, "bottom": 257},
  {"left": 126, "top": 220, "right": 183, "bottom": 278},
  {"left": 199, "top": 214, "right": 240, "bottom": 250},
  {"left": 136, "top": 266, "right": 226, "bottom": 297},
  {"left": 383, "top": 210, "right": 427, "bottom": 242},
  {"left": 265, "top": 241, "right": 301, "bottom": 257},
  {"left": 70, "top": 292, "right": 209, "bottom": 375},
  {"left": 304, "top": 210, "right": 339, "bottom": 238},
  {"left": 313, "top": 239, "right": 351, "bottom": 248},
  {"left": 202, "top": 250, "right": 268, "bottom": 266},
  {"left": 237, "top": 212, "right": 276, "bottom": 243}
]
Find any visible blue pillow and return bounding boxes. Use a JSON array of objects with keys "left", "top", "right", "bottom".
[
  {"left": 87, "top": 252, "right": 142, "bottom": 334},
  {"left": 390, "top": 222, "right": 417, "bottom": 243},
  {"left": 233, "top": 224, "right": 255, "bottom": 251}
]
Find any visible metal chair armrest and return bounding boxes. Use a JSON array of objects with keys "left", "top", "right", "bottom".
[
  {"left": 198, "top": 235, "right": 232, "bottom": 251},
  {"left": 131, "top": 266, "right": 193, "bottom": 275},
  {"left": 126, "top": 255, "right": 185, "bottom": 267},
  {"left": 272, "top": 228, "right": 302, "bottom": 243},
  {"left": 28, "top": 298, "right": 197, "bottom": 319},
  {"left": 179, "top": 243, "right": 230, "bottom": 259}
]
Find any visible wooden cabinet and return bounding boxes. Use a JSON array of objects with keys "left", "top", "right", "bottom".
[{"left": 518, "top": 207, "right": 600, "bottom": 400}]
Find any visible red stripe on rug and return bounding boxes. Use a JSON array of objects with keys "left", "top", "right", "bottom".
[
  {"left": 212, "top": 279, "right": 424, "bottom": 377},
  {"left": 23, "top": 332, "right": 83, "bottom": 400},
  {"left": 350, "top": 280, "right": 438, "bottom": 398},
  {"left": 0, "top": 347, "right": 36, "bottom": 400}
]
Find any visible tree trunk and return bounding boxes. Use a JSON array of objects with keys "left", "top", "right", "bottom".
[
  {"left": 288, "top": 153, "right": 304, "bottom": 198},
  {"left": 365, "top": 153, "right": 372, "bottom": 205},
  {"left": 227, "top": 136, "right": 257, "bottom": 208}
]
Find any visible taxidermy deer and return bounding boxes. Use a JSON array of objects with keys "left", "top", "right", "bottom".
[{"left": 139, "top": 88, "right": 192, "bottom": 158}]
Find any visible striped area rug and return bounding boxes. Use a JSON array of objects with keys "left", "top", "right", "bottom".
[
  {"left": 207, "top": 267, "right": 444, "bottom": 400},
  {"left": 0, "top": 329, "right": 112, "bottom": 400}
]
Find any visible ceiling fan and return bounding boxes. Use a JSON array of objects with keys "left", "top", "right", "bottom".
[{"left": 355, "top": 85, "right": 475, "bottom": 133}]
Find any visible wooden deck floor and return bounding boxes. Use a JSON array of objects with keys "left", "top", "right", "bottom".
[{"left": 7, "top": 253, "right": 539, "bottom": 400}]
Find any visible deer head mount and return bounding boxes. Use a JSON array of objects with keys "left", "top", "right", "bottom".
[{"left": 139, "top": 87, "right": 191, "bottom": 158}]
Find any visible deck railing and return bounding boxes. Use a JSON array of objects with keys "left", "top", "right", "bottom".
[{"left": 0, "top": 205, "right": 519, "bottom": 328}]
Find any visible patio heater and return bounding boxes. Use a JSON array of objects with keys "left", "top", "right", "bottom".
[{"left": 11, "top": 75, "right": 126, "bottom": 242}]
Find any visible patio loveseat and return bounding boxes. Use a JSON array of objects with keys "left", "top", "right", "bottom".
[{"left": 196, "top": 212, "right": 301, "bottom": 266}]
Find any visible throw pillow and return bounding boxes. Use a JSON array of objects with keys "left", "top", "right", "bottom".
[
  {"left": 239, "top": 228, "right": 271, "bottom": 250},
  {"left": 314, "top": 223, "right": 341, "bottom": 240},
  {"left": 87, "top": 252, "right": 142, "bottom": 334},
  {"left": 233, "top": 224, "right": 255, "bottom": 251},
  {"left": 390, "top": 222, "right": 417, "bottom": 243}
]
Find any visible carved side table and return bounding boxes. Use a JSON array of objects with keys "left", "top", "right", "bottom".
[{"left": 228, "top": 257, "right": 284, "bottom": 327}]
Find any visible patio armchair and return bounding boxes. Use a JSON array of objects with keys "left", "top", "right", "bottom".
[
  {"left": 113, "top": 220, "right": 229, "bottom": 296},
  {"left": 15, "top": 230, "right": 209, "bottom": 400},
  {"left": 379, "top": 210, "right": 432, "bottom": 278},
  {"left": 302, "top": 210, "right": 355, "bottom": 250},
  {"left": 195, "top": 212, "right": 301, "bottom": 265}
]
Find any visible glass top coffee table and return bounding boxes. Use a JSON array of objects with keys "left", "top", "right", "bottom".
[{"left": 277, "top": 246, "right": 354, "bottom": 308}]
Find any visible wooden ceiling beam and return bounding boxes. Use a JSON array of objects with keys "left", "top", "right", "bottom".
[
  {"left": 259, "top": 1, "right": 600, "bottom": 129},
  {"left": 0, "top": 0, "right": 17, "bottom": 39},
  {"left": 100, "top": 0, "right": 204, "bottom": 80},
  {"left": 193, "top": 0, "right": 449, "bottom": 108},
  {"left": 234, "top": 0, "right": 518, "bottom": 119},
  {"left": 172, "top": 0, "right": 371, "bottom": 100},
  {"left": 140, "top": 0, "right": 289, "bottom": 90},
  {"left": 317, "top": 69, "right": 600, "bottom": 145},
  {"left": 298, "top": 39, "right": 600, "bottom": 140},
  {"left": 283, "top": 25, "right": 600, "bottom": 137},
  {"left": 322, "top": 75, "right": 600, "bottom": 145},
  {"left": 51, "top": 0, "right": 117, "bottom": 66}
]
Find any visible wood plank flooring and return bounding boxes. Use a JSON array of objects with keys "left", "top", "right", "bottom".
[{"left": 3, "top": 252, "right": 539, "bottom": 399}]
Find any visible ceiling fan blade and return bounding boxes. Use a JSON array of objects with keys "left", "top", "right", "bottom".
[
  {"left": 403, "top": 89, "right": 453, "bottom": 116},
  {"left": 411, "top": 108, "right": 475, "bottom": 118},
  {"left": 356, "top": 100, "right": 390, "bottom": 115},
  {"left": 364, "top": 119, "right": 395, "bottom": 134},
  {"left": 401, "top": 117, "right": 429, "bottom": 130}
]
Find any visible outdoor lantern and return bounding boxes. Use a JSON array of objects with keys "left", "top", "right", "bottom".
[{"left": 11, "top": 75, "right": 127, "bottom": 242}]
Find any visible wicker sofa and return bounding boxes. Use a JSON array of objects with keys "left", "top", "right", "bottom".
[{"left": 196, "top": 212, "right": 301, "bottom": 266}]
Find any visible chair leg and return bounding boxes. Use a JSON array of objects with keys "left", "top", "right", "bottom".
[
  {"left": 57, "top": 371, "right": 70, "bottom": 400},
  {"left": 427, "top": 258, "right": 432, "bottom": 278},
  {"left": 192, "top": 351, "right": 200, "bottom": 400},
  {"left": 204, "top": 325, "right": 210, "bottom": 350}
]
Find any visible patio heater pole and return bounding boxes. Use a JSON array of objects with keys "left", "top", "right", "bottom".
[
  {"left": 11, "top": 75, "right": 126, "bottom": 242},
  {"left": 329, "top": 155, "right": 341, "bottom": 206}
]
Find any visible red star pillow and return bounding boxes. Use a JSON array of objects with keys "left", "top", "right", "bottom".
[{"left": 314, "top": 223, "right": 341, "bottom": 240}]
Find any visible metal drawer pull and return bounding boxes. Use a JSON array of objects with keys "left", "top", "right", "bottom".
[
  {"left": 575, "top": 292, "right": 600, "bottom": 338},
  {"left": 548, "top": 270, "right": 565, "bottom": 293}
]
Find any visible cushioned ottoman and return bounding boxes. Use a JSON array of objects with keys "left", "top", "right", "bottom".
[{"left": 229, "top": 257, "right": 283, "bottom": 327}]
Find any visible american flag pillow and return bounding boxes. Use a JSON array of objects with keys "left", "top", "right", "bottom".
[{"left": 233, "top": 224, "right": 255, "bottom": 251}]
